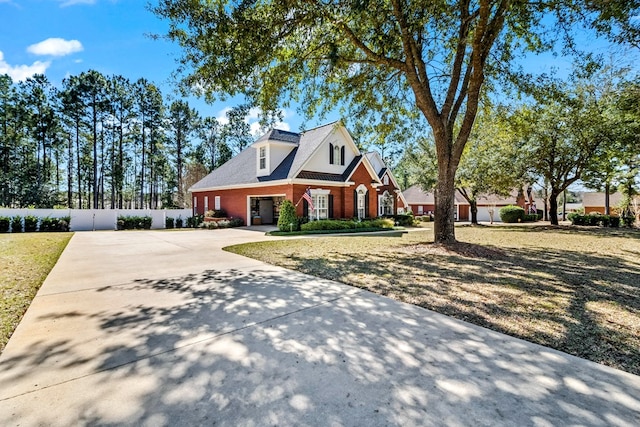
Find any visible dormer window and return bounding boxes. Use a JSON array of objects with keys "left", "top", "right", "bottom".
[
  {"left": 329, "top": 143, "right": 345, "bottom": 165},
  {"left": 259, "top": 146, "right": 266, "bottom": 169}
]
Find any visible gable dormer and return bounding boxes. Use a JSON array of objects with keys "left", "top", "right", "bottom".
[{"left": 253, "top": 129, "right": 299, "bottom": 177}]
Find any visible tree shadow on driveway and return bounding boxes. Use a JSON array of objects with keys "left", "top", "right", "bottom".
[{"left": 1, "top": 265, "right": 639, "bottom": 426}]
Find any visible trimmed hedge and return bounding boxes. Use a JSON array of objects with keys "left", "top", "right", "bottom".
[
  {"left": 278, "top": 200, "right": 298, "bottom": 232},
  {"left": 117, "top": 215, "right": 152, "bottom": 230},
  {"left": 201, "top": 217, "right": 244, "bottom": 229},
  {"left": 24, "top": 215, "right": 39, "bottom": 232},
  {"left": 522, "top": 214, "right": 539, "bottom": 222},
  {"left": 300, "top": 218, "right": 394, "bottom": 232},
  {"left": 175, "top": 217, "right": 184, "bottom": 228},
  {"left": 39, "top": 216, "right": 70, "bottom": 232},
  {"left": 568, "top": 213, "right": 621, "bottom": 228},
  {"left": 11, "top": 216, "right": 22, "bottom": 233},
  {"left": 166, "top": 217, "right": 175, "bottom": 229},
  {"left": 499, "top": 205, "right": 525, "bottom": 223}
]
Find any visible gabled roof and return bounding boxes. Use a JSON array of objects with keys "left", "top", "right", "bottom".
[
  {"left": 189, "top": 121, "right": 387, "bottom": 192},
  {"left": 582, "top": 192, "right": 624, "bottom": 207}
]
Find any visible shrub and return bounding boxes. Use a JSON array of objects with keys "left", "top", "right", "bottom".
[
  {"left": 522, "top": 214, "right": 539, "bottom": 222},
  {"left": 610, "top": 216, "right": 621, "bottom": 228},
  {"left": 229, "top": 218, "right": 244, "bottom": 227},
  {"left": 24, "top": 215, "right": 39, "bottom": 232},
  {"left": 278, "top": 199, "right": 298, "bottom": 232},
  {"left": 175, "top": 217, "right": 184, "bottom": 228},
  {"left": 622, "top": 215, "right": 636, "bottom": 228},
  {"left": 370, "top": 218, "right": 394, "bottom": 228},
  {"left": 0, "top": 216, "right": 10, "bottom": 233},
  {"left": 384, "top": 214, "right": 415, "bottom": 226},
  {"left": 11, "top": 216, "right": 23, "bottom": 233},
  {"left": 301, "top": 218, "right": 393, "bottom": 232},
  {"left": 186, "top": 215, "right": 203, "bottom": 228},
  {"left": 117, "top": 215, "right": 152, "bottom": 230},
  {"left": 499, "top": 205, "right": 525, "bottom": 223},
  {"left": 165, "top": 217, "right": 175, "bottom": 229},
  {"left": 39, "top": 216, "right": 69, "bottom": 232},
  {"left": 206, "top": 209, "right": 227, "bottom": 218}
]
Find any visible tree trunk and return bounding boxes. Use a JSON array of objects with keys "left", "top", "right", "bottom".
[
  {"left": 470, "top": 199, "right": 478, "bottom": 225},
  {"left": 549, "top": 190, "right": 560, "bottom": 226},
  {"left": 604, "top": 182, "right": 610, "bottom": 215},
  {"left": 434, "top": 169, "right": 456, "bottom": 244},
  {"left": 67, "top": 132, "right": 73, "bottom": 208}
]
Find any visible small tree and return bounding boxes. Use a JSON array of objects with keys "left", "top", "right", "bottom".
[{"left": 278, "top": 200, "right": 297, "bottom": 232}]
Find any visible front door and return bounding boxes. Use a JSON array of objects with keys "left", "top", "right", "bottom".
[{"left": 259, "top": 199, "right": 274, "bottom": 224}]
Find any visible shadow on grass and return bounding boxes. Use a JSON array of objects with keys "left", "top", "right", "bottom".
[
  {"left": 1, "top": 265, "right": 640, "bottom": 426},
  {"left": 284, "top": 243, "right": 640, "bottom": 376}
]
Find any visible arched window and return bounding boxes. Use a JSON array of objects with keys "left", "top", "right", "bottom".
[{"left": 379, "top": 190, "right": 393, "bottom": 215}]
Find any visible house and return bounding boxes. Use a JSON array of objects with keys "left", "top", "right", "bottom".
[
  {"left": 402, "top": 185, "right": 470, "bottom": 221},
  {"left": 402, "top": 186, "right": 535, "bottom": 222},
  {"left": 189, "top": 121, "right": 406, "bottom": 225},
  {"left": 582, "top": 192, "right": 624, "bottom": 215},
  {"left": 364, "top": 151, "right": 409, "bottom": 216}
]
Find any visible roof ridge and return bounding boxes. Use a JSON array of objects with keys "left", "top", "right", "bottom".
[{"left": 300, "top": 120, "right": 340, "bottom": 134}]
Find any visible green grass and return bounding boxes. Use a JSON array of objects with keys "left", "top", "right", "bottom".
[
  {"left": 226, "top": 224, "right": 640, "bottom": 375},
  {"left": 0, "top": 232, "right": 72, "bottom": 353}
]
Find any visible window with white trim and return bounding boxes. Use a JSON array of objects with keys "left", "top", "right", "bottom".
[
  {"left": 417, "top": 205, "right": 424, "bottom": 214},
  {"left": 312, "top": 194, "right": 328, "bottom": 220},
  {"left": 383, "top": 174, "right": 389, "bottom": 185},
  {"left": 379, "top": 191, "right": 393, "bottom": 216},
  {"left": 204, "top": 196, "right": 209, "bottom": 212},
  {"left": 214, "top": 196, "right": 221, "bottom": 210},
  {"left": 259, "top": 146, "right": 266, "bottom": 169},
  {"left": 357, "top": 189, "right": 366, "bottom": 219}
]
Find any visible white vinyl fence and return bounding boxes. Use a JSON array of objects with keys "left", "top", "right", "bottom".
[{"left": 0, "top": 209, "right": 193, "bottom": 231}]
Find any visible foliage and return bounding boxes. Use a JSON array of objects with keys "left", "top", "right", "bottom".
[
  {"left": 175, "top": 216, "right": 184, "bottom": 228},
  {"left": 153, "top": 0, "right": 638, "bottom": 244},
  {"left": 39, "top": 216, "right": 70, "bottom": 232},
  {"left": 277, "top": 200, "right": 298, "bottom": 232},
  {"left": 186, "top": 215, "right": 203, "bottom": 228},
  {"left": 11, "top": 216, "right": 22, "bottom": 233},
  {"left": 0, "top": 216, "right": 9, "bottom": 233},
  {"left": 165, "top": 217, "right": 175, "bottom": 229},
  {"left": 202, "top": 218, "right": 244, "bottom": 229},
  {"left": 499, "top": 205, "right": 525, "bottom": 223},
  {"left": 384, "top": 214, "right": 415, "bottom": 227},
  {"left": 568, "top": 213, "right": 621, "bottom": 228},
  {"left": 522, "top": 214, "right": 539, "bottom": 222},
  {"left": 117, "top": 216, "right": 152, "bottom": 230},
  {"left": 23, "top": 215, "right": 39, "bottom": 232},
  {"left": 300, "top": 218, "right": 393, "bottom": 232},
  {"left": 205, "top": 209, "right": 227, "bottom": 218}
]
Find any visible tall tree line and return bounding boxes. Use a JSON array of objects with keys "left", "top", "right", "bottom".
[{"left": 0, "top": 71, "right": 250, "bottom": 209}]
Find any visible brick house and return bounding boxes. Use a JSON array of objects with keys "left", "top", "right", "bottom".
[{"left": 189, "top": 122, "right": 406, "bottom": 225}]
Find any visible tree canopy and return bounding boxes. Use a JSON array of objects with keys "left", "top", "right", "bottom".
[{"left": 153, "top": 0, "right": 639, "bottom": 242}]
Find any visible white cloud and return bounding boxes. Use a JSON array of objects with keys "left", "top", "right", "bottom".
[
  {"left": 27, "top": 38, "right": 83, "bottom": 57},
  {"left": 216, "top": 106, "right": 293, "bottom": 138},
  {"left": 58, "top": 0, "right": 96, "bottom": 7},
  {"left": 0, "top": 51, "right": 50, "bottom": 81}
]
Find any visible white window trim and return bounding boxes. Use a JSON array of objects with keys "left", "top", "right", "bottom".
[
  {"left": 356, "top": 183, "right": 367, "bottom": 220},
  {"left": 204, "top": 196, "right": 209, "bottom": 212},
  {"left": 259, "top": 146, "right": 267, "bottom": 170},
  {"left": 310, "top": 188, "right": 330, "bottom": 220},
  {"left": 214, "top": 196, "right": 221, "bottom": 210}
]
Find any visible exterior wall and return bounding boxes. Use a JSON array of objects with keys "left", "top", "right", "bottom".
[
  {"left": 193, "top": 184, "right": 294, "bottom": 224},
  {"left": 458, "top": 205, "right": 470, "bottom": 221},
  {"left": 376, "top": 179, "right": 400, "bottom": 215},
  {"left": 304, "top": 131, "right": 357, "bottom": 174},
  {"left": 409, "top": 203, "right": 435, "bottom": 215},
  {"left": 584, "top": 206, "right": 622, "bottom": 215}
]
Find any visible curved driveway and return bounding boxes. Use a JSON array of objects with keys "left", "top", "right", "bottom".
[{"left": 1, "top": 228, "right": 639, "bottom": 426}]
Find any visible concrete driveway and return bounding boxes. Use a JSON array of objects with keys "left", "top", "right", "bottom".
[{"left": 1, "top": 229, "right": 639, "bottom": 426}]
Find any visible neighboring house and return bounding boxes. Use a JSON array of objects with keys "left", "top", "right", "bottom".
[
  {"left": 402, "top": 186, "right": 535, "bottom": 222},
  {"left": 189, "top": 121, "right": 405, "bottom": 225},
  {"left": 402, "top": 185, "right": 470, "bottom": 221},
  {"left": 582, "top": 192, "right": 626, "bottom": 215}
]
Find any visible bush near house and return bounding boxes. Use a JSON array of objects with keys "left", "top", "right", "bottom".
[
  {"left": 500, "top": 205, "right": 525, "bottom": 223},
  {"left": 206, "top": 209, "right": 227, "bottom": 218},
  {"left": 175, "top": 217, "right": 184, "bottom": 228},
  {"left": 201, "top": 217, "right": 244, "bottom": 229},
  {"left": 522, "top": 214, "right": 539, "bottom": 222},
  {"left": 300, "top": 218, "right": 394, "bottom": 232},
  {"left": 384, "top": 213, "right": 415, "bottom": 226},
  {"left": 166, "top": 217, "right": 175, "bottom": 229},
  {"left": 278, "top": 200, "right": 298, "bottom": 232}
]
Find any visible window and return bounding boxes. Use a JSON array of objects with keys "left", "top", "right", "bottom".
[
  {"left": 418, "top": 205, "right": 424, "bottom": 214},
  {"left": 259, "top": 146, "right": 266, "bottom": 169},
  {"left": 383, "top": 174, "right": 389, "bottom": 185},
  {"left": 204, "top": 196, "right": 209, "bottom": 212},
  {"left": 329, "top": 143, "right": 345, "bottom": 165},
  {"left": 312, "top": 194, "right": 328, "bottom": 220},
  {"left": 379, "top": 191, "right": 393, "bottom": 216},
  {"left": 214, "top": 196, "right": 221, "bottom": 210},
  {"left": 357, "top": 189, "right": 366, "bottom": 219}
]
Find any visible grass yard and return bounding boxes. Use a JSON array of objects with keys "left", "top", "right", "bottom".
[
  {"left": 226, "top": 225, "right": 640, "bottom": 375},
  {"left": 0, "top": 232, "right": 72, "bottom": 353}
]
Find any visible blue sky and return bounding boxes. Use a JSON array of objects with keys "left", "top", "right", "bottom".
[
  {"left": 1, "top": 0, "right": 636, "bottom": 139},
  {"left": 0, "top": 0, "right": 304, "bottom": 134}
]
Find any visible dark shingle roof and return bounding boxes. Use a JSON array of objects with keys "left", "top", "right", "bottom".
[
  {"left": 296, "top": 171, "right": 345, "bottom": 182},
  {"left": 254, "top": 129, "right": 300, "bottom": 144}
]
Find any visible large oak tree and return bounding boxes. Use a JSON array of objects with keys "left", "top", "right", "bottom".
[{"left": 153, "top": 0, "right": 637, "bottom": 242}]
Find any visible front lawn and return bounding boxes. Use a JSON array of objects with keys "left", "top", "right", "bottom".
[
  {"left": 0, "top": 232, "right": 72, "bottom": 353},
  {"left": 225, "top": 225, "right": 640, "bottom": 375}
]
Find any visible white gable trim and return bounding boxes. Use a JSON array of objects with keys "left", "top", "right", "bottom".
[{"left": 344, "top": 156, "right": 383, "bottom": 186}]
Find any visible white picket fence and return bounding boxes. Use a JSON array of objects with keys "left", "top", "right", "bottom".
[{"left": 0, "top": 208, "right": 193, "bottom": 231}]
